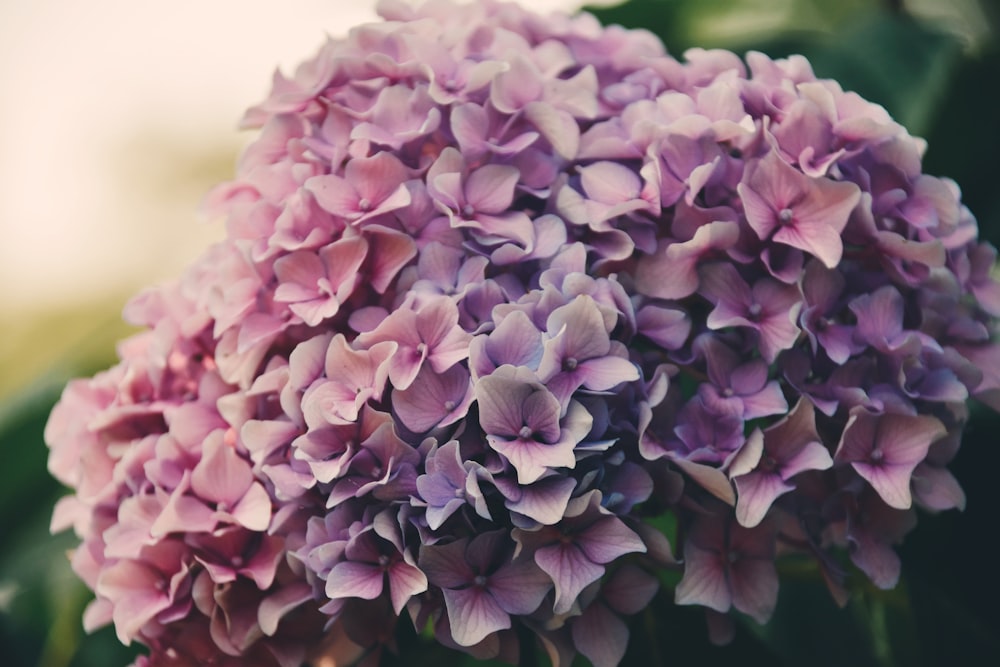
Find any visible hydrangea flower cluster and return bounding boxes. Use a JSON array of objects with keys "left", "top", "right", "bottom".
[{"left": 46, "top": 1, "right": 1000, "bottom": 665}]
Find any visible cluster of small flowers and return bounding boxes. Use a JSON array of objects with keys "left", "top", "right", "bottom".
[{"left": 46, "top": 0, "right": 1000, "bottom": 665}]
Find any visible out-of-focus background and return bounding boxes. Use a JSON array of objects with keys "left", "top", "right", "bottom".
[{"left": 1, "top": 0, "right": 997, "bottom": 665}]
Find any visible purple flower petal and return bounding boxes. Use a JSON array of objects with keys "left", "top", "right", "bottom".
[
  {"left": 534, "top": 540, "right": 607, "bottom": 615},
  {"left": 572, "top": 602, "right": 629, "bottom": 667},
  {"left": 442, "top": 587, "right": 510, "bottom": 647}
]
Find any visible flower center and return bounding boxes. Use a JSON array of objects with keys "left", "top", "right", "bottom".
[
  {"left": 358, "top": 198, "right": 372, "bottom": 212},
  {"left": 473, "top": 574, "right": 488, "bottom": 587},
  {"left": 870, "top": 448, "right": 884, "bottom": 464},
  {"left": 461, "top": 204, "right": 476, "bottom": 219},
  {"left": 778, "top": 208, "right": 794, "bottom": 225},
  {"left": 722, "top": 387, "right": 734, "bottom": 397},
  {"left": 562, "top": 357, "right": 579, "bottom": 372},
  {"left": 378, "top": 555, "right": 391, "bottom": 568},
  {"left": 444, "top": 400, "right": 457, "bottom": 411},
  {"left": 747, "top": 303, "right": 763, "bottom": 319},
  {"left": 518, "top": 426, "right": 533, "bottom": 440}
]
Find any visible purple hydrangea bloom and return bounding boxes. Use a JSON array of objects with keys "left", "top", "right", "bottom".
[{"left": 45, "top": 1, "right": 1000, "bottom": 664}]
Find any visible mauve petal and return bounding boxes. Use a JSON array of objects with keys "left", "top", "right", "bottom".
[
  {"left": 228, "top": 481, "right": 272, "bottom": 532},
  {"left": 850, "top": 285, "right": 904, "bottom": 348},
  {"left": 419, "top": 539, "right": 474, "bottom": 590},
  {"left": 482, "top": 310, "right": 544, "bottom": 371},
  {"left": 636, "top": 221, "right": 740, "bottom": 300},
  {"left": 577, "top": 516, "right": 646, "bottom": 564},
  {"left": 738, "top": 181, "right": 779, "bottom": 241},
  {"left": 490, "top": 435, "right": 576, "bottom": 485},
  {"left": 242, "top": 419, "right": 299, "bottom": 464},
  {"left": 324, "top": 561, "right": 384, "bottom": 601},
  {"left": 734, "top": 472, "right": 792, "bottom": 528},
  {"left": 772, "top": 221, "right": 844, "bottom": 270},
  {"left": 546, "top": 295, "right": 612, "bottom": 359},
  {"left": 581, "top": 161, "right": 642, "bottom": 204},
  {"left": 477, "top": 371, "right": 532, "bottom": 437},
  {"left": 878, "top": 413, "right": 945, "bottom": 466},
  {"left": 572, "top": 603, "right": 629, "bottom": 667},
  {"left": 348, "top": 152, "right": 409, "bottom": 204},
  {"left": 466, "top": 164, "right": 519, "bottom": 214},
  {"left": 670, "top": 457, "right": 736, "bottom": 505},
  {"left": 636, "top": 305, "right": 691, "bottom": 350},
  {"left": 603, "top": 564, "right": 660, "bottom": 615},
  {"left": 302, "top": 381, "right": 359, "bottom": 427},
  {"left": 487, "top": 558, "right": 552, "bottom": 615},
  {"left": 850, "top": 538, "right": 902, "bottom": 590},
  {"left": 780, "top": 440, "right": 833, "bottom": 480},
  {"left": 152, "top": 492, "right": 217, "bottom": 537},
  {"left": 289, "top": 296, "right": 340, "bottom": 327},
  {"left": 729, "top": 360, "right": 768, "bottom": 394},
  {"left": 82, "top": 598, "right": 113, "bottom": 635},
  {"left": 757, "top": 317, "right": 802, "bottom": 364},
  {"left": 791, "top": 175, "right": 860, "bottom": 230},
  {"left": 272, "top": 252, "right": 325, "bottom": 295},
  {"left": 700, "top": 263, "right": 752, "bottom": 318},
  {"left": 107, "top": 591, "right": 169, "bottom": 643},
  {"left": 320, "top": 235, "right": 367, "bottom": 295},
  {"left": 503, "top": 475, "right": 576, "bottom": 525},
  {"left": 191, "top": 437, "right": 253, "bottom": 506},
  {"left": 366, "top": 227, "right": 417, "bottom": 294},
  {"left": 424, "top": 439, "right": 465, "bottom": 483},
  {"left": 258, "top": 582, "right": 314, "bottom": 636},
  {"left": 387, "top": 561, "right": 428, "bottom": 614},
  {"left": 764, "top": 398, "right": 818, "bottom": 459},
  {"left": 443, "top": 587, "right": 511, "bottom": 647},
  {"left": 306, "top": 174, "right": 358, "bottom": 217},
  {"left": 425, "top": 497, "right": 466, "bottom": 531},
  {"left": 578, "top": 355, "right": 639, "bottom": 391},
  {"left": 727, "top": 428, "right": 764, "bottom": 479},
  {"left": 525, "top": 101, "right": 577, "bottom": 160},
  {"left": 238, "top": 534, "right": 284, "bottom": 589},
  {"left": 520, "top": 388, "right": 562, "bottom": 443},
  {"left": 834, "top": 409, "right": 878, "bottom": 463},
  {"left": 416, "top": 469, "right": 460, "bottom": 507},
  {"left": 853, "top": 462, "right": 916, "bottom": 510},
  {"left": 490, "top": 55, "right": 542, "bottom": 113},
  {"left": 288, "top": 333, "right": 330, "bottom": 389},
  {"left": 740, "top": 381, "right": 789, "bottom": 420},
  {"left": 535, "top": 541, "right": 607, "bottom": 614},
  {"left": 394, "top": 365, "right": 472, "bottom": 433},
  {"left": 911, "top": 463, "right": 966, "bottom": 511},
  {"left": 729, "top": 556, "right": 778, "bottom": 623},
  {"left": 742, "top": 151, "right": 800, "bottom": 217},
  {"left": 674, "top": 542, "right": 730, "bottom": 614},
  {"left": 450, "top": 102, "right": 489, "bottom": 151}
]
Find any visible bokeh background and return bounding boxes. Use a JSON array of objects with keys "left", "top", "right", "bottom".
[{"left": 1, "top": 0, "right": 997, "bottom": 665}]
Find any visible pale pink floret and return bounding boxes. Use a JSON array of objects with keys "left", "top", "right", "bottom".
[
  {"left": 834, "top": 408, "right": 947, "bottom": 509},
  {"left": 739, "top": 150, "right": 861, "bottom": 268}
]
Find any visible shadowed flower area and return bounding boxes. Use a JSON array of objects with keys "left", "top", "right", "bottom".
[{"left": 30, "top": 0, "right": 1000, "bottom": 665}]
